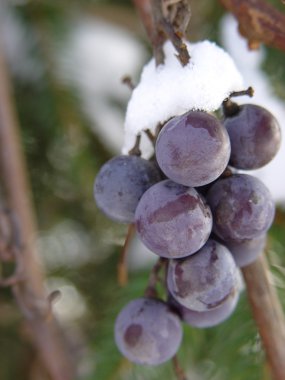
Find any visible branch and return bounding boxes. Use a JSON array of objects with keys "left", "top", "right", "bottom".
[
  {"left": 0, "top": 44, "right": 76, "bottom": 379},
  {"left": 242, "top": 255, "right": 285, "bottom": 380},
  {"left": 220, "top": 0, "right": 285, "bottom": 51},
  {"left": 172, "top": 355, "right": 188, "bottom": 380},
  {"left": 117, "top": 224, "right": 136, "bottom": 286},
  {"left": 133, "top": 0, "right": 191, "bottom": 65},
  {"left": 132, "top": 0, "right": 154, "bottom": 41},
  {"left": 144, "top": 257, "right": 166, "bottom": 298}
]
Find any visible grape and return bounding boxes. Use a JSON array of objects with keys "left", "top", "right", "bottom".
[
  {"left": 225, "top": 234, "right": 267, "bottom": 268},
  {"left": 135, "top": 179, "right": 212, "bottom": 259},
  {"left": 94, "top": 155, "right": 161, "bottom": 223},
  {"left": 169, "top": 287, "right": 239, "bottom": 328},
  {"left": 155, "top": 111, "right": 230, "bottom": 187},
  {"left": 224, "top": 104, "right": 281, "bottom": 170},
  {"left": 167, "top": 239, "right": 238, "bottom": 312},
  {"left": 207, "top": 174, "right": 275, "bottom": 241},
  {"left": 114, "top": 297, "right": 182, "bottom": 366}
]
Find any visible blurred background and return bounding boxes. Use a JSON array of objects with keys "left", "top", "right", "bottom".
[{"left": 0, "top": 0, "right": 285, "bottom": 379}]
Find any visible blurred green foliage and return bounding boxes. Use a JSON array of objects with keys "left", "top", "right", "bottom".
[{"left": 0, "top": 1, "right": 284, "bottom": 380}]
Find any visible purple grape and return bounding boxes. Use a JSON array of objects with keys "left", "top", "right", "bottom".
[
  {"left": 155, "top": 111, "right": 230, "bottom": 187},
  {"left": 225, "top": 104, "right": 281, "bottom": 170},
  {"left": 207, "top": 174, "right": 275, "bottom": 241},
  {"left": 114, "top": 297, "right": 182, "bottom": 366},
  {"left": 224, "top": 234, "right": 267, "bottom": 268},
  {"left": 169, "top": 287, "right": 239, "bottom": 328},
  {"left": 135, "top": 179, "right": 212, "bottom": 259},
  {"left": 167, "top": 240, "right": 238, "bottom": 312},
  {"left": 94, "top": 155, "right": 161, "bottom": 223}
]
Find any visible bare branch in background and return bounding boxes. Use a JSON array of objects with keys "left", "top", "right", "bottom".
[
  {"left": 0, "top": 44, "right": 76, "bottom": 380},
  {"left": 220, "top": 0, "right": 285, "bottom": 51}
]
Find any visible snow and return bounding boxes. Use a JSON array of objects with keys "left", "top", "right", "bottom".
[
  {"left": 56, "top": 18, "right": 147, "bottom": 153},
  {"left": 220, "top": 15, "right": 285, "bottom": 204},
  {"left": 123, "top": 40, "right": 244, "bottom": 155},
  {"left": 0, "top": 2, "right": 43, "bottom": 81}
]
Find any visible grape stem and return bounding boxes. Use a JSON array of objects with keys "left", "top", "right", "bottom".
[
  {"left": 172, "top": 355, "right": 188, "bottom": 380},
  {"left": 144, "top": 129, "right": 156, "bottom": 145},
  {"left": 144, "top": 257, "right": 167, "bottom": 298},
  {"left": 242, "top": 255, "right": 285, "bottom": 380},
  {"left": 222, "top": 99, "right": 240, "bottom": 117},
  {"left": 117, "top": 224, "right": 136, "bottom": 286},
  {"left": 0, "top": 46, "right": 76, "bottom": 379},
  {"left": 220, "top": 166, "right": 234, "bottom": 178},
  {"left": 229, "top": 86, "right": 254, "bottom": 99},
  {"left": 223, "top": 87, "right": 254, "bottom": 117},
  {"left": 128, "top": 134, "right": 142, "bottom": 156},
  {"left": 122, "top": 75, "right": 136, "bottom": 90}
]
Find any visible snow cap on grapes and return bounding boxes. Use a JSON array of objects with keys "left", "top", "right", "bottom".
[{"left": 123, "top": 40, "right": 244, "bottom": 155}]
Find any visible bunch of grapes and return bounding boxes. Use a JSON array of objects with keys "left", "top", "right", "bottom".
[{"left": 94, "top": 99, "right": 281, "bottom": 366}]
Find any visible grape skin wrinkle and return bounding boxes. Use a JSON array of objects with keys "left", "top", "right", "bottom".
[
  {"left": 207, "top": 174, "right": 275, "bottom": 241},
  {"left": 225, "top": 104, "right": 281, "bottom": 170},
  {"left": 155, "top": 111, "right": 231, "bottom": 187},
  {"left": 167, "top": 240, "right": 238, "bottom": 312},
  {"left": 94, "top": 155, "right": 161, "bottom": 223},
  {"left": 135, "top": 179, "right": 213, "bottom": 258},
  {"left": 114, "top": 298, "right": 182, "bottom": 366}
]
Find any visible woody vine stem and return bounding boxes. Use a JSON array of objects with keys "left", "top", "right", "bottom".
[
  {"left": 132, "top": 0, "right": 285, "bottom": 379},
  {"left": 0, "top": 45, "right": 75, "bottom": 379}
]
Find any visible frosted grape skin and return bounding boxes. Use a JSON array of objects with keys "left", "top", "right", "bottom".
[
  {"left": 94, "top": 155, "right": 161, "bottom": 223},
  {"left": 225, "top": 104, "right": 281, "bottom": 170},
  {"left": 114, "top": 297, "right": 182, "bottom": 366},
  {"left": 155, "top": 110, "right": 231, "bottom": 187},
  {"left": 167, "top": 239, "right": 238, "bottom": 312},
  {"left": 207, "top": 174, "right": 275, "bottom": 241},
  {"left": 135, "top": 179, "right": 213, "bottom": 259}
]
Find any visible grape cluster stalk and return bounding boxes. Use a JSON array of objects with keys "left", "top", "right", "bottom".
[{"left": 94, "top": 97, "right": 282, "bottom": 371}]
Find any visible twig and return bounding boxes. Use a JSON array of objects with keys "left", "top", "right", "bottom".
[
  {"left": 144, "top": 257, "right": 166, "bottom": 298},
  {"left": 172, "top": 355, "right": 188, "bottom": 380},
  {"left": 159, "top": 18, "right": 190, "bottom": 66},
  {"left": 229, "top": 86, "right": 254, "bottom": 99},
  {"left": 151, "top": 0, "right": 191, "bottom": 66},
  {"left": 117, "top": 224, "right": 136, "bottom": 286},
  {"left": 132, "top": 0, "right": 154, "bottom": 42},
  {"left": 219, "top": 0, "right": 285, "bottom": 52},
  {"left": 128, "top": 134, "right": 142, "bottom": 156},
  {"left": 242, "top": 255, "right": 285, "bottom": 380},
  {"left": 0, "top": 43, "right": 76, "bottom": 379},
  {"left": 133, "top": 0, "right": 191, "bottom": 66},
  {"left": 144, "top": 129, "right": 156, "bottom": 146},
  {"left": 122, "top": 75, "right": 136, "bottom": 90}
]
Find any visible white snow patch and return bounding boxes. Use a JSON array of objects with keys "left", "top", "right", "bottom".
[
  {"left": 0, "top": 1, "right": 43, "bottom": 81},
  {"left": 123, "top": 40, "right": 244, "bottom": 154},
  {"left": 221, "top": 15, "right": 285, "bottom": 204},
  {"left": 56, "top": 18, "right": 146, "bottom": 153}
]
